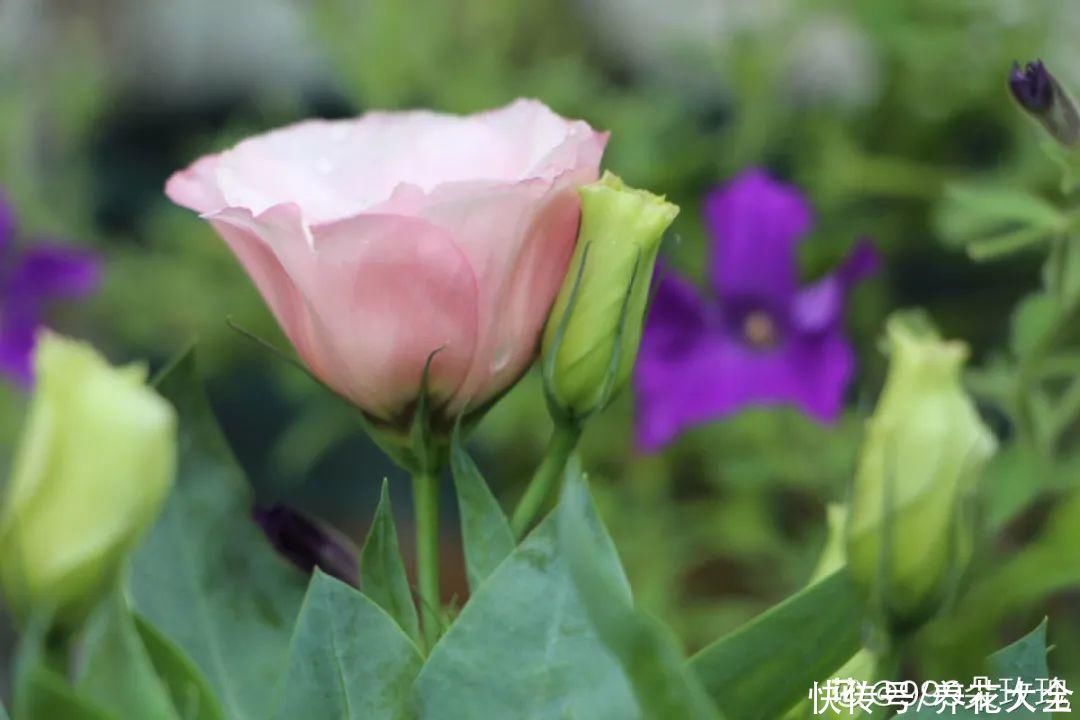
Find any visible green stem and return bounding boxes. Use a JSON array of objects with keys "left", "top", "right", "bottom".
[
  {"left": 871, "top": 647, "right": 901, "bottom": 683},
  {"left": 1049, "top": 374, "right": 1080, "bottom": 451},
  {"left": 412, "top": 470, "right": 441, "bottom": 651},
  {"left": 510, "top": 422, "right": 581, "bottom": 538},
  {"left": 860, "top": 647, "right": 903, "bottom": 719}
]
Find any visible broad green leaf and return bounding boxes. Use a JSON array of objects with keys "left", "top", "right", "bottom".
[
  {"left": 77, "top": 589, "right": 181, "bottom": 720},
  {"left": 412, "top": 508, "right": 640, "bottom": 719},
  {"left": 557, "top": 466, "right": 723, "bottom": 720},
  {"left": 360, "top": 478, "right": 420, "bottom": 643},
  {"left": 690, "top": 570, "right": 865, "bottom": 720},
  {"left": 450, "top": 425, "right": 515, "bottom": 590},
  {"left": 130, "top": 350, "right": 307, "bottom": 720},
  {"left": 987, "top": 620, "right": 1049, "bottom": 720},
  {"left": 908, "top": 621, "right": 1050, "bottom": 719},
  {"left": 0, "top": 697, "right": 7, "bottom": 720},
  {"left": 272, "top": 570, "right": 423, "bottom": 720},
  {"left": 134, "top": 615, "right": 227, "bottom": 720}
]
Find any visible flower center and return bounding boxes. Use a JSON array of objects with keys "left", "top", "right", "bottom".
[{"left": 742, "top": 310, "right": 779, "bottom": 350}]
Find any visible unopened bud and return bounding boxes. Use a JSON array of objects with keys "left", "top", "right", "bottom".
[
  {"left": 0, "top": 333, "right": 176, "bottom": 625},
  {"left": 846, "top": 313, "right": 996, "bottom": 628},
  {"left": 254, "top": 505, "right": 359, "bottom": 588},
  {"left": 542, "top": 172, "right": 678, "bottom": 419},
  {"left": 1009, "top": 60, "right": 1080, "bottom": 147}
]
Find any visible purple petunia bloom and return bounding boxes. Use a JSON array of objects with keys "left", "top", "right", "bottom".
[
  {"left": 634, "top": 169, "right": 880, "bottom": 451},
  {"left": 254, "top": 505, "right": 360, "bottom": 588},
  {"left": 0, "top": 194, "right": 100, "bottom": 387}
]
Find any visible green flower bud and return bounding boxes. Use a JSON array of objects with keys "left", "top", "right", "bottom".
[
  {"left": 846, "top": 313, "right": 996, "bottom": 629},
  {"left": 542, "top": 172, "right": 678, "bottom": 418},
  {"left": 0, "top": 333, "right": 177, "bottom": 625}
]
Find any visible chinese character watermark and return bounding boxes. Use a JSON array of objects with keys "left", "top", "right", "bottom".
[{"left": 809, "top": 677, "right": 1073, "bottom": 715}]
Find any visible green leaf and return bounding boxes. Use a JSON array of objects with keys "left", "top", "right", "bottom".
[
  {"left": 689, "top": 570, "right": 865, "bottom": 720},
  {"left": 134, "top": 615, "right": 227, "bottom": 720},
  {"left": 967, "top": 226, "right": 1059, "bottom": 261},
  {"left": 412, "top": 506, "right": 640, "bottom": 719},
  {"left": 272, "top": 570, "right": 423, "bottom": 720},
  {"left": 0, "top": 697, "right": 7, "bottom": 720},
  {"left": 1010, "top": 293, "right": 1059, "bottom": 361},
  {"left": 908, "top": 621, "right": 1050, "bottom": 719},
  {"left": 450, "top": 424, "right": 515, "bottom": 590},
  {"left": 20, "top": 670, "right": 120, "bottom": 720},
  {"left": 987, "top": 620, "right": 1050, "bottom": 720},
  {"left": 360, "top": 478, "right": 421, "bottom": 643},
  {"left": 557, "top": 464, "right": 723, "bottom": 720},
  {"left": 935, "top": 183, "right": 1063, "bottom": 258},
  {"left": 1042, "top": 138, "right": 1080, "bottom": 196},
  {"left": 77, "top": 589, "right": 182, "bottom": 720},
  {"left": 1057, "top": 236, "right": 1080, "bottom": 306},
  {"left": 14, "top": 612, "right": 119, "bottom": 720},
  {"left": 130, "top": 350, "right": 307, "bottom": 720}
]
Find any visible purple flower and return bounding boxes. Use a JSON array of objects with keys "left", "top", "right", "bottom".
[
  {"left": 634, "top": 169, "right": 879, "bottom": 451},
  {"left": 254, "top": 504, "right": 360, "bottom": 588},
  {"left": 1009, "top": 60, "right": 1054, "bottom": 113},
  {"left": 0, "top": 194, "right": 100, "bottom": 387},
  {"left": 1007, "top": 59, "right": 1080, "bottom": 147}
]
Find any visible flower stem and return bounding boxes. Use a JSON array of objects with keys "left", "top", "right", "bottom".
[
  {"left": 510, "top": 422, "right": 581, "bottom": 538},
  {"left": 412, "top": 469, "right": 441, "bottom": 651}
]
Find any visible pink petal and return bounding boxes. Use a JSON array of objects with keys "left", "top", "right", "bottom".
[
  {"left": 205, "top": 204, "right": 324, "bottom": 379},
  {"left": 165, "top": 154, "right": 228, "bottom": 215},
  {"left": 412, "top": 160, "right": 604, "bottom": 414},
  {"left": 306, "top": 214, "right": 479, "bottom": 420},
  {"left": 209, "top": 99, "right": 604, "bottom": 225}
]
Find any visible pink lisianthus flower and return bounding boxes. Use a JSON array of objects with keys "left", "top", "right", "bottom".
[{"left": 166, "top": 100, "right": 607, "bottom": 431}]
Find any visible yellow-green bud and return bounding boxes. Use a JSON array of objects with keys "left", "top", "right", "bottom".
[
  {"left": 846, "top": 313, "right": 996, "bottom": 627},
  {"left": 0, "top": 333, "right": 177, "bottom": 625},
  {"left": 542, "top": 172, "right": 679, "bottom": 417}
]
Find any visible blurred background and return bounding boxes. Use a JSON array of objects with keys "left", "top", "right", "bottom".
[{"left": 1, "top": 0, "right": 1078, "bottom": 685}]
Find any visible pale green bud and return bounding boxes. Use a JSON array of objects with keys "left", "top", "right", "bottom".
[
  {"left": 846, "top": 313, "right": 996, "bottom": 628},
  {"left": 0, "top": 333, "right": 177, "bottom": 625},
  {"left": 542, "top": 172, "right": 678, "bottom": 418}
]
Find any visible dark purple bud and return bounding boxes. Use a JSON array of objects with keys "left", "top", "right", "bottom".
[
  {"left": 254, "top": 504, "right": 360, "bottom": 588},
  {"left": 1009, "top": 60, "right": 1053, "bottom": 112},
  {"left": 1008, "top": 59, "right": 1080, "bottom": 147}
]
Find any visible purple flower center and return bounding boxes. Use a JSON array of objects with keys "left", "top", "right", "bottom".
[
  {"left": 721, "top": 295, "right": 787, "bottom": 353},
  {"left": 741, "top": 309, "right": 780, "bottom": 350}
]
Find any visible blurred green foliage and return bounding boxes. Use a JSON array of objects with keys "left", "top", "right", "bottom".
[{"left": 1, "top": 0, "right": 1079, "bottom": 688}]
